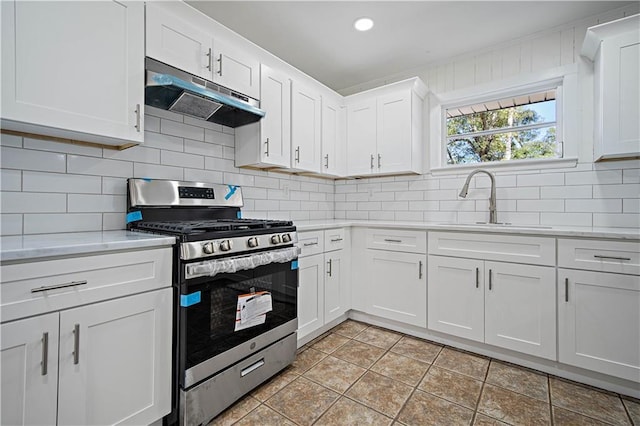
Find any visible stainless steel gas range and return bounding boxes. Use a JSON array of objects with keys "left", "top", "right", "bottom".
[{"left": 127, "top": 178, "right": 299, "bottom": 426}]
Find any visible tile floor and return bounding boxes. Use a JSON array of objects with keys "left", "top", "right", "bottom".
[{"left": 208, "top": 320, "right": 640, "bottom": 426}]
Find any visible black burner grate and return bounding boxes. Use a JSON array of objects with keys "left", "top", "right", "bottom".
[{"left": 133, "top": 218, "right": 293, "bottom": 236}]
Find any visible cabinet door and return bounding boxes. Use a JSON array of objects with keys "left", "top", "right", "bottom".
[
  {"left": 1, "top": 1, "right": 144, "bottom": 144},
  {"left": 484, "top": 262, "right": 556, "bottom": 360},
  {"left": 346, "top": 99, "right": 377, "bottom": 176},
  {"left": 427, "top": 255, "right": 484, "bottom": 342},
  {"left": 324, "top": 250, "right": 348, "bottom": 323},
  {"left": 376, "top": 91, "right": 412, "bottom": 174},
  {"left": 558, "top": 269, "right": 640, "bottom": 382},
  {"left": 297, "top": 254, "right": 325, "bottom": 340},
  {"left": 291, "top": 81, "right": 322, "bottom": 173},
  {"left": 367, "top": 250, "right": 427, "bottom": 327},
  {"left": 57, "top": 288, "right": 172, "bottom": 426},
  {"left": 258, "top": 64, "right": 291, "bottom": 168},
  {"left": 1, "top": 313, "right": 59, "bottom": 426},
  {"left": 213, "top": 38, "right": 260, "bottom": 99},
  {"left": 145, "top": 2, "right": 212, "bottom": 80},
  {"left": 598, "top": 29, "right": 640, "bottom": 159},
  {"left": 321, "top": 95, "right": 346, "bottom": 177}
]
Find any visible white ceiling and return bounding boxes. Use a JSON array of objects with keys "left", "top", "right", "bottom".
[{"left": 187, "top": 1, "right": 634, "bottom": 94}]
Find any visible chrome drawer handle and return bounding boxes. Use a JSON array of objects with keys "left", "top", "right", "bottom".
[
  {"left": 418, "top": 260, "right": 423, "bottom": 279},
  {"left": 241, "top": 359, "right": 264, "bottom": 377},
  {"left": 31, "top": 280, "right": 87, "bottom": 293},
  {"left": 475, "top": 267, "right": 479, "bottom": 288},
  {"left": 565, "top": 277, "right": 569, "bottom": 302},
  {"left": 593, "top": 255, "right": 631, "bottom": 261},
  {"left": 327, "top": 259, "right": 332, "bottom": 277},
  {"left": 330, "top": 238, "right": 343, "bottom": 242},
  {"left": 303, "top": 242, "right": 318, "bottom": 246},
  {"left": 73, "top": 324, "right": 80, "bottom": 365},
  {"left": 41, "top": 332, "right": 49, "bottom": 376},
  {"left": 384, "top": 239, "right": 402, "bottom": 243}
]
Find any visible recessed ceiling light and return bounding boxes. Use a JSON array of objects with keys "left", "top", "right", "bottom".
[{"left": 354, "top": 17, "right": 374, "bottom": 32}]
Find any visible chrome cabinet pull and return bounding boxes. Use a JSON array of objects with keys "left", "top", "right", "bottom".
[
  {"left": 295, "top": 146, "right": 300, "bottom": 163},
  {"left": 593, "top": 255, "right": 631, "bottom": 261},
  {"left": 206, "top": 48, "right": 212, "bottom": 71},
  {"left": 134, "top": 104, "right": 141, "bottom": 132},
  {"left": 378, "top": 153, "right": 381, "bottom": 168},
  {"left": 488, "top": 269, "right": 493, "bottom": 290},
  {"left": 303, "top": 242, "right": 318, "bottom": 246},
  {"left": 264, "top": 138, "right": 269, "bottom": 156},
  {"left": 41, "top": 332, "right": 49, "bottom": 376},
  {"left": 475, "top": 267, "right": 479, "bottom": 288},
  {"left": 217, "top": 53, "right": 223, "bottom": 75},
  {"left": 565, "top": 278, "right": 569, "bottom": 302},
  {"left": 31, "top": 280, "right": 87, "bottom": 293},
  {"left": 384, "top": 239, "right": 402, "bottom": 243},
  {"left": 73, "top": 324, "right": 80, "bottom": 365},
  {"left": 370, "top": 154, "right": 374, "bottom": 169},
  {"left": 330, "top": 238, "right": 343, "bottom": 242},
  {"left": 241, "top": 359, "right": 264, "bottom": 377},
  {"left": 327, "top": 259, "right": 332, "bottom": 277},
  {"left": 418, "top": 260, "right": 423, "bottom": 279},
  {"left": 324, "top": 154, "right": 329, "bottom": 168}
]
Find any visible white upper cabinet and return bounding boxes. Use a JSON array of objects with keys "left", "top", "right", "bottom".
[
  {"left": 236, "top": 64, "right": 291, "bottom": 168},
  {"left": 582, "top": 14, "right": 640, "bottom": 161},
  {"left": 345, "top": 78, "right": 427, "bottom": 177},
  {"left": 145, "top": 2, "right": 259, "bottom": 99},
  {"left": 321, "top": 93, "right": 347, "bottom": 177},
  {"left": 291, "top": 80, "right": 322, "bottom": 173},
  {"left": 1, "top": 0, "right": 144, "bottom": 148}
]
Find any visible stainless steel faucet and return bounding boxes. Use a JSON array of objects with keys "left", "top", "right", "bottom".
[{"left": 459, "top": 169, "right": 497, "bottom": 224}]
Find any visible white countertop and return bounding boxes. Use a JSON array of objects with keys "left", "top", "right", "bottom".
[
  {"left": 0, "top": 231, "right": 176, "bottom": 263},
  {"left": 294, "top": 220, "right": 640, "bottom": 240}
]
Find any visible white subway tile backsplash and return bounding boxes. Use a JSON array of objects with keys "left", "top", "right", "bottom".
[
  {"left": 23, "top": 171, "right": 101, "bottom": 194},
  {"left": 1, "top": 192, "right": 66, "bottom": 213},
  {"left": 517, "top": 172, "right": 564, "bottom": 187},
  {"left": 145, "top": 115, "right": 161, "bottom": 133},
  {"left": 162, "top": 119, "right": 204, "bottom": 141},
  {"left": 280, "top": 200, "right": 301, "bottom": 211},
  {"left": 540, "top": 212, "right": 592, "bottom": 227},
  {"left": 593, "top": 184, "right": 640, "bottom": 199},
  {"left": 103, "top": 146, "right": 160, "bottom": 164},
  {"left": 102, "top": 177, "right": 128, "bottom": 195},
  {"left": 357, "top": 201, "right": 382, "bottom": 211},
  {"left": 2, "top": 146, "right": 65, "bottom": 172},
  {"left": 565, "top": 199, "right": 622, "bottom": 213},
  {"left": 161, "top": 150, "right": 204, "bottom": 169},
  {"left": 205, "top": 129, "right": 234, "bottom": 146},
  {"left": 183, "top": 116, "right": 223, "bottom": 132},
  {"left": 565, "top": 170, "right": 622, "bottom": 186},
  {"left": 380, "top": 181, "right": 409, "bottom": 192},
  {"left": 496, "top": 212, "right": 540, "bottom": 225},
  {"left": 623, "top": 199, "right": 640, "bottom": 213},
  {"left": 440, "top": 200, "right": 476, "bottom": 212},
  {"left": 24, "top": 137, "right": 102, "bottom": 157},
  {"left": 496, "top": 186, "right": 540, "bottom": 200},
  {"left": 290, "top": 191, "right": 310, "bottom": 201},
  {"left": 370, "top": 211, "right": 395, "bottom": 221},
  {"left": 103, "top": 213, "right": 126, "bottom": 231},
  {"left": 146, "top": 106, "right": 184, "bottom": 122},
  {"left": 409, "top": 200, "right": 439, "bottom": 211},
  {"left": 183, "top": 169, "right": 223, "bottom": 184},
  {"left": 424, "top": 189, "right": 459, "bottom": 201},
  {"left": 1, "top": 169, "right": 21, "bottom": 191},
  {"left": 1, "top": 214, "right": 22, "bottom": 235},
  {"left": 224, "top": 173, "right": 255, "bottom": 187},
  {"left": 266, "top": 189, "right": 287, "bottom": 200},
  {"left": 23, "top": 213, "right": 102, "bottom": 234},
  {"left": 541, "top": 185, "right": 592, "bottom": 199},
  {"left": 254, "top": 200, "right": 280, "bottom": 210},
  {"left": 383, "top": 201, "right": 409, "bottom": 211},
  {"left": 593, "top": 213, "right": 640, "bottom": 228},
  {"left": 623, "top": 169, "right": 640, "bottom": 184},
  {"left": 254, "top": 176, "right": 280, "bottom": 189},
  {"left": 395, "top": 191, "right": 423, "bottom": 201},
  {"left": 0, "top": 133, "right": 23, "bottom": 147},
  {"left": 223, "top": 146, "right": 235, "bottom": 160},
  {"left": 133, "top": 163, "right": 183, "bottom": 180},
  {"left": 144, "top": 131, "right": 184, "bottom": 152},
  {"left": 68, "top": 155, "right": 132, "bottom": 178},
  {"left": 184, "top": 139, "right": 224, "bottom": 158},
  {"left": 205, "top": 157, "right": 237, "bottom": 173},
  {"left": 68, "top": 194, "right": 126, "bottom": 213},
  {"left": 346, "top": 192, "right": 369, "bottom": 202},
  {"left": 408, "top": 179, "right": 439, "bottom": 191},
  {"left": 517, "top": 199, "right": 564, "bottom": 212}
]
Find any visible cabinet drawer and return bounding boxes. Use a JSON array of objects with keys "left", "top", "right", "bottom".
[
  {"left": 558, "top": 238, "right": 640, "bottom": 275},
  {"left": 428, "top": 232, "right": 555, "bottom": 266},
  {"left": 298, "top": 231, "right": 324, "bottom": 257},
  {"left": 366, "top": 228, "right": 427, "bottom": 254},
  {"left": 324, "top": 228, "right": 346, "bottom": 252},
  {"left": 0, "top": 248, "right": 172, "bottom": 323}
]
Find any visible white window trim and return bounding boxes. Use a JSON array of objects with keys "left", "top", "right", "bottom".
[{"left": 428, "top": 64, "right": 580, "bottom": 172}]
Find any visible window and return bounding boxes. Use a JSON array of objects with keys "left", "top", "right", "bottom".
[{"left": 445, "top": 89, "right": 560, "bottom": 165}]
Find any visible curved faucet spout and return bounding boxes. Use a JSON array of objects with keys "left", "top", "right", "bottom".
[{"left": 459, "top": 169, "right": 497, "bottom": 224}]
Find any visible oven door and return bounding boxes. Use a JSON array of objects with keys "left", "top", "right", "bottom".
[{"left": 179, "top": 247, "right": 298, "bottom": 389}]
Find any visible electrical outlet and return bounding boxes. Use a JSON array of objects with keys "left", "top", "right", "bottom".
[{"left": 282, "top": 183, "right": 290, "bottom": 197}]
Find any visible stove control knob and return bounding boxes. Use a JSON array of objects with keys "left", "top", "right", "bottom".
[
  {"left": 270, "top": 235, "right": 282, "bottom": 245},
  {"left": 247, "top": 237, "right": 259, "bottom": 248},
  {"left": 219, "top": 240, "right": 232, "bottom": 252},
  {"left": 202, "top": 242, "right": 215, "bottom": 255},
  {"left": 281, "top": 233, "right": 292, "bottom": 243}
]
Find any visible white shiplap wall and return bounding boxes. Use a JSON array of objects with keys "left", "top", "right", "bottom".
[{"left": 0, "top": 106, "right": 334, "bottom": 235}]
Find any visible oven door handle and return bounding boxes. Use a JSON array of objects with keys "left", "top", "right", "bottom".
[{"left": 185, "top": 246, "right": 300, "bottom": 280}]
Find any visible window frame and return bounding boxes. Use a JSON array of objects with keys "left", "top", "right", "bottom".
[{"left": 428, "top": 65, "right": 579, "bottom": 173}]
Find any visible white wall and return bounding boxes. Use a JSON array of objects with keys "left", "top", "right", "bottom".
[{"left": 0, "top": 106, "right": 334, "bottom": 235}]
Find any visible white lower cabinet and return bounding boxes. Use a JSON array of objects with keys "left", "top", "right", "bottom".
[
  {"left": 298, "top": 253, "right": 325, "bottom": 339},
  {"left": 559, "top": 268, "right": 640, "bottom": 382},
  {"left": 324, "top": 249, "right": 348, "bottom": 324}
]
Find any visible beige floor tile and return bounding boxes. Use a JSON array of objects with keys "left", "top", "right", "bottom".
[
  {"left": 250, "top": 368, "right": 299, "bottom": 402},
  {"left": 288, "top": 347, "right": 327, "bottom": 374},
  {"left": 419, "top": 365, "right": 483, "bottom": 409},
  {"left": 370, "top": 351, "right": 430, "bottom": 386},
  {"left": 311, "top": 332, "right": 351, "bottom": 354},
  {"left": 486, "top": 361, "right": 548, "bottom": 402},
  {"left": 233, "top": 405, "right": 296, "bottom": 426},
  {"left": 331, "top": 320, "right": 369, "bottom": 338},
  {"left": 353, "top": 326, "right": 402, "bottom": 349},
  {"left": 303, "top": 355, "right": 367, "bottom": 393},
  {"left": 315, "top": 396, "right": 393, "bottom": 426},
  {"left": 346, "top": 371, "right": 413, "bottom": 418},
  {"left": 390, "top": 336, "right": 443, "bottom": 364},
  {"left": 478, "top": 383, "right": 550, "bottom": 425},
  {"left": 265, "top": 377, "right": 339, "bottom": 426},
  {"left": 552, "top": 406, "right": 612, "bottom": 425},
  {"left": 207, "top": 395, "right": 260, "bottom": 426},
  {"left": 550, "top": 377, "right": 630, "bottom": 425},
  {"left": 473, "top": 414, "right": 510, "bottom": 425},
  {"left": 332, "top": 339, "right": 386, "bottom": 368},
  {"left": 397, "top": 389, "right": 475, "bottom": 426},
  {"left": 623, "top": 398, "right": 640, "bottom": 425},
  {"left": 434, "top": 347, "right": 490, "bottom": 380}
]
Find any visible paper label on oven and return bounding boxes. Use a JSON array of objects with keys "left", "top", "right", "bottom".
[{"left": 234, "top": 291, "right": 272, "bottom": 332}]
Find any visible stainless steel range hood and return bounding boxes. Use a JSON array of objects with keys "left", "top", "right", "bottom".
[{"left": 145, "top": 58, "right": 265, "bottom": 128}]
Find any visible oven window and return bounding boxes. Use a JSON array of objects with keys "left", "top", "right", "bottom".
[{"left": 181, "top": 260, "right": 297, "bottom": 371}]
